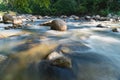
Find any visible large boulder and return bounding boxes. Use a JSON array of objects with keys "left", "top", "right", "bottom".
[
  {"left": 3, "top": 13, "right": 14, "bottom": 24},
  {"left": 40, "top": 19, "right": 67, "bottom": 31}
]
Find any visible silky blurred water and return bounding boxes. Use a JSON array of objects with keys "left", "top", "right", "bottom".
[{"left": 0, "top": 19, "right": 120, "bottom": 80}]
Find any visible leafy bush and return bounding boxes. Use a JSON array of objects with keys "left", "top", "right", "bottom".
[
  {"left": 99, "top": 9, "right": 109, "bottom": 16},
  {"left": 0, "top": 0, "right": 120, "bottom": 16},
  {"left": 53, "top": 0, "right": 77, "bottom": 15},
  {"left": 76, "top": 5, "right": 87, "bottom": 14},
  {"left": 0, "top": 3, "right": 8, "bottom": 11},
  {"left": 117, "top": 11, "right": 120, "bottom": 16}
]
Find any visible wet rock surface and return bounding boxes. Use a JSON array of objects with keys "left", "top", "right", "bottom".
[
  {"left": 96, "top": 24, "right": 108, "bottom": 28},
  {"left": 40, "top": 19, "right": 67, "bottom": 31},
  {"left": 47, "top": 51, "right": 72, "bottom": 69},
  {"left": 3, "top": 13, "right": 14, "bottom": 24},
  {"left": 112, "top": 28, "right": 119, "bottom": 32}
]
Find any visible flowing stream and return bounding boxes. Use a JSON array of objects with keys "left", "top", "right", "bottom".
[{"left": 0, "top": 19, "right": 120, "bottom": 80}]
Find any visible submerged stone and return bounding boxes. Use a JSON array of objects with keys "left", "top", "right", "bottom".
[
  {"left": 47, "top": 51, "right": 72, "bottom": 69},
  {"left": 112, "top": 28, "right": 119, "bottom": 32},
  {"left": 55, "top": 43, "right": 91, "bottom": 53}
]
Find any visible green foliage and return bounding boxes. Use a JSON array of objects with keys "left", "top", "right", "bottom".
[
  {"left": 0, "top": 0, "right": 3, "bottom": 3},
  {"left": 0, "top": 0, "right": 9, "bottom": 11},
  {"left": 117, "top": 11, "right": 120, "bottom": 16},
  {"left": 7, "top": 0, "right": 51, "bottom": 14},
  {"left": 0, "top": 4, "right": 6, "bottom": 10},
  {"left": 99, "top": 9, "right": 109, "bottom": 16},
  {"left": 0, "top": 0, "right": 120, "bottom": 16},
  {"left": 76, "top": 5, "right": 87, "bottom": 14},
  {"left": 53, "top": 0, "right": 77, "bottom": 15}
]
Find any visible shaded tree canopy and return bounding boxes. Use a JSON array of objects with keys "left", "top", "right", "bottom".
[{"left": 0, "top": 0, "right": 120, "bottom": 16}]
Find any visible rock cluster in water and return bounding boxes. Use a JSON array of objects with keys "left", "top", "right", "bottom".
[
  {"left": 3, "top": 13, "right": 23, "bottom": 29},
  {"left": 1, "top": 13, "right": 120, "bottom": 32}
]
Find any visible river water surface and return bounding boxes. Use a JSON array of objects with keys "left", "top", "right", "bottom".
[{"left": 0, "top": 19, "right": 120, "bottom": 80}]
